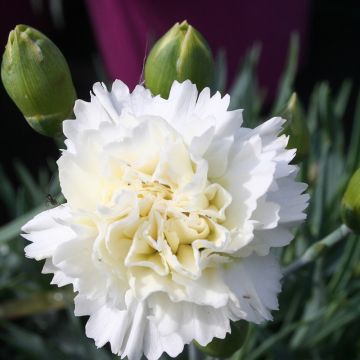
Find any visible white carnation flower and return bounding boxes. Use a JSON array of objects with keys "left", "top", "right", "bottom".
[{"left": 22, "top": 80, "right": 308, "bottom": 360}]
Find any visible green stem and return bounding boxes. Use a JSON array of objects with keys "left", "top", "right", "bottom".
[
  {"left": 0, "top": 290, "right": 73, "bottom": 319},
  {"left": 283, "top": 224, "right": 352, "bottom": 276}
]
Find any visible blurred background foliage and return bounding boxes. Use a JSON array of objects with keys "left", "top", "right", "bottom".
[{"left": 1, "top": 1, "right": 360, "bottom": 359}]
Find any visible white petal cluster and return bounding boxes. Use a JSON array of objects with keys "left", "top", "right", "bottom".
[{"left": 22, "top": 80, "right": 308, "bottom": 360}]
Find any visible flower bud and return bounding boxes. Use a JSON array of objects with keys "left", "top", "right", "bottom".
[
  {"left": 195, "top": 321, "right": 248, "bottom": 358},
  {"left": 280, "top": 93, "right": 310, "bottom": 163},
  {"left": 144, "top": 20, "right": 214, "bottom": 98},
  {"left": 1, "top": 25, "right": 76, "bottom": 137},
  {"left": 341, "top": 168, "right": 360, "bottom": 233}
]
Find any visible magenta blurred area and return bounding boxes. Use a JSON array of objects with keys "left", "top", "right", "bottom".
[
  {"left": 85, "top": 0, "right": 310, "bottom": 96},
  {"left": 0, "top": 1, "right": 48, "bottom": 46},
  {"left": 0, "top": 0, "right": 309, "bottom": 98}
]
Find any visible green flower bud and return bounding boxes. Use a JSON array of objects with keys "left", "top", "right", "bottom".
[
  {"left": 280, "top": 93, "right": 310, "bottom": 163},
  {"left": 341, "top": 168, "right": 360, "bottom": 234},
  {"left": 1, "top": 24, "right": 76, "bottom": 137},
  {"left": 144, "top": 20, "right": 214, "bottom": 98},
  {"left": 195, "top": 321, "right": 249, "bottom": 358}
]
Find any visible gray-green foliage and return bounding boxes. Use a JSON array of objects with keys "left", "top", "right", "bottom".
[{"left": 1, "top": 36, "right": 360, "bottom": 359}]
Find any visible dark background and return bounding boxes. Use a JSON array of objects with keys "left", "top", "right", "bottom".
[{"left": 0, "top": 0, "right": 359, "bottom": 224}]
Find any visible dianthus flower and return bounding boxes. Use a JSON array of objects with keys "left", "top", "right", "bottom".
[{"left": 23, "top": 80, "right": 308, "bottom": 360}]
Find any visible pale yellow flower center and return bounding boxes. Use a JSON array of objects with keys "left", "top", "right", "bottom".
[{"left": 95, "top": 162, "right": 231, "bottom": 280}]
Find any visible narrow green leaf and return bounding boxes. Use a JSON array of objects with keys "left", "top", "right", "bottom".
[
  {"left": 14, "top": 161, "right": 44, "bottom": 205},
  {"left": 0, "top": 204, "right": 45, "bottom": 244},
  {"left": 0, "top": 165, "right": 16, "bottom": 216},
  {"left": 272, "top": 33, "right": 299, "bottom": 114},
  {"left": 212, "top": 49, "right": 227, "bottom": 94},
  {"left": 334, "top": 80, "right": 352, "bottom": 121},
  {"left": 229, "top": 44, "right": 263, "bottom": 125},
  {"left": 1, "top": 323, "right": 65, "bottom": 360}
]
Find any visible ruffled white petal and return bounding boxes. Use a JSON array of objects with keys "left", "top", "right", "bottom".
[
  {"left": 269, "top": 174, "right": 309, "bottom": 225},
  {"left": 22, "top": 79, "right": 308, "bottom": 360},
  {"left": 147, "top": 293, "right": 230, "bottom": 351},
  {"left": 223, "top": 253, "right": 282, "bottom": 323},
  {"left": 42, "top": 258, "right": 73, "bottom": 287},
  {"left": 218, "top": 134, "right": 277, "bottom": 252},
  {"left": 22, "top": 205, "right": 74, "bottom": 260}
]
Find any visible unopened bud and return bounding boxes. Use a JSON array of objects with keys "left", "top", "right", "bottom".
[
  {"left": 144, "top": 20, "right": 214, "bottom": 98},
  {"left": 341, "top": 168, "right": 360, "bottom": 234},
  {"left": 1, "top": 25, "right": 76, "bottom": 137},
  {"left": 280, "top": 93, "right": 310, "bottom": 163}
]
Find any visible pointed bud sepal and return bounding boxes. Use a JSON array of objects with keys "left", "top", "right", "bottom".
[
  {"left": 144, "top": 20, "right": 214, "bottom": 98},
  {"left": 195, "top": 321, "right": 249, "bottom": 358},
  {"left": 280, "top": 93, "right": 310, "bottom": 163},
  {"left": 341, "top": 168, "right": 360, "bottom": 234},
  {"left": 1, "top": 25, "right": 76, "bottom": 137}
]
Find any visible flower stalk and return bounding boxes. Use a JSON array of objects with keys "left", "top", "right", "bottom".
[
  {"left": 0, "top": 290, "right": 73, "bottom": 319},
  {"left": 283, "top": 224, "right": 352, "bottom": 276}
]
